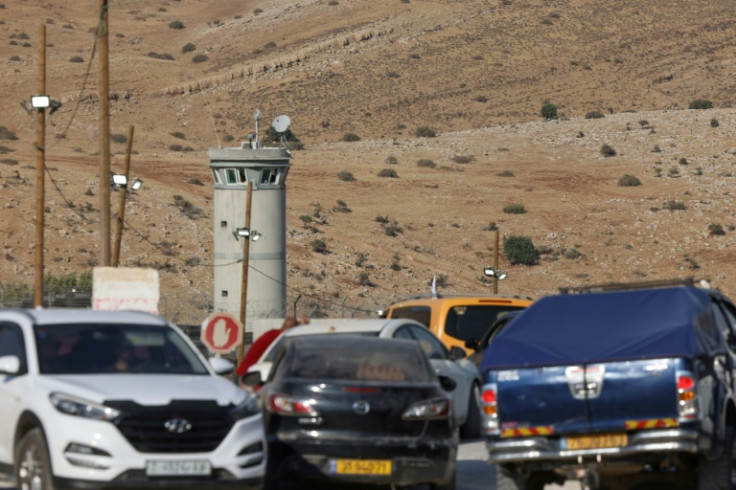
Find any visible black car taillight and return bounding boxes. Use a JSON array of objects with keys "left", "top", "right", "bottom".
[
  {"left": 402, "top": 396, "right": 451, "bottom": 420},
  {"left": 268, "top": 393, "right": 320, "bottom": 417}
]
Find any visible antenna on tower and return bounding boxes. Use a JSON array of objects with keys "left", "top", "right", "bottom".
[
  {"left": 253, "top": 109, "right": 262, "bottom": 149},
  {"left": 271, "top": 114, "right": 291, "bottom": 150}
]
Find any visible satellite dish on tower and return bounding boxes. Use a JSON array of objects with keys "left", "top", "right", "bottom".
[{"left": 272, "top": 115, "right": 291, "bottom": 133}]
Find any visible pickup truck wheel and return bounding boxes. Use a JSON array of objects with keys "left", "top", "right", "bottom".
[
  {"left": 697, "top": 424, "right": 735, "bottom": 490},
  {"left": 460, "top": 384, "right": 482, "bottom": 439},
  {"left": 495, "top": 465, "right": 545, "bottom": 490},
  {"left": 14, "top": 428, "right": 55, "bottom": 490}
]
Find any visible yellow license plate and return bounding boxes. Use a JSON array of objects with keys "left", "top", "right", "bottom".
[
  {"left": 566, "top": 433, "right": 628, "bottom": 450},
  {"left": 332, "top": 459, "right": 392, "bottom": 475}
]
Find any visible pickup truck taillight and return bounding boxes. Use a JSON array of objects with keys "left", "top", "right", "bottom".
[
  {"left": 676, "top": 371, "right": 697, "bottom": 420},
  {"left": 481, "top": 383, "right": 499, "bottom": 435}
]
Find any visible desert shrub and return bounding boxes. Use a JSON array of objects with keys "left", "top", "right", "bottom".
[
  {"left": 483, "top": 222, "right": 498, "bottom": 231},
  {"left": 563, "top": 248, "right": 583, "bottom": 260},
  {"left": 497, "top": 170, "right": 514, "bottom": 177},
  {"left": 474, "top": 95, "right": 488, "bottom": 103},
  {"left": 182, "top": 43, "right": 196, "bottom": 53},
  {"left": 188, "top": 178, "right": 204, "bottom": 186},
  {"left": 253, "top": 8, "right": 263, "bottom": 14},
  {"left": 337, "top": 171, "right": 355, "bottom": 182},
  {"left": 652, "top": 144, "right": 661, "bottom": 153},
  {"left": 192, "top": 54, "right": 209, "bottom": 63},
  {"left": 9, "top": 55, "right": 20, "bottom": 61},
  {"left": 222, "top": 134, "right": 235, "bottom": 142},
  {"left": 342, "top": 133, "right": 360, "bottom": 142},
  {"left": 355, "top": 252, "right": 368, "bottom": 267},
  {"left": 668, "top": 166, "right": 680, "bottom": 177},
  {"left": 170, "top": 131, "right": 186, "bottom": 140},
  {"left": 385, "top": 156, "right": 398, "bottom": 165},
  {"left": 383, "top": 221, "right": 403, "bottom": 237},
  {"left": 390, "top": 253, "right": 402, "bottom": 271},
  {"left": 600, "top": 144, "right": 617, "bottom": 157},
  {"left": 173, "top": 195, "right": 203, "bottom": 220},
  {"left": 0, "top": 158, "right": 18, "bottom": 165},
  {"left": 358, "top": 272, "right": 373, "bottom": 286},
  {"left": 169, "top": 144, "right": 183, "bottom": 151},
  {"left": 541, "top": 101, "right": 558, "bottom": 120},
  {"left": 264, "top": 41, "right": 277, "bottom": 49},
  {"left": 0, "top": 146, "right": 14, "bottom": 154},
  {"left": 377, "top": 168, "right": 398, "bottom": 178},
  {"left": 168, "top": 21, "right": 185, "bottom": 29},
  {"left": 504, "top": 235, "right": 538, "bottom": 265},
  {"left": 375, "top": 215, "right": 389, "bottom": 224},
  {"left": 689, "top": 99, "right": 713, "bottom": 110},
  {"left": 334, "top": 200, "right": 351, "bottom": 213},
  {"left": 663, "top": 200, "right": 686, "bottom": 211},
  {"left": 679, "top": 157, "right": 689, "bottom": 165},
  {"left": 299, "top": 215, "right": 313, "bottom": 226},
  {"left": 10, "top": 32, "right": 30, "bottom": 40},
  {"left": 503, "top": 204, "right": 527, "bottom": 214},
  {"left": 585, "top": 110, "right": 604, "bottom": 119},
  {"left": 0, "top": 126, "right": 18, "bottom": 140},
  {"left": 69, "top": 56, "right": 84, "bottom": 63},
  {"left": 417, "top": 158, "right": 436, "bottom": 168},
  {"left": 638, "top": 120, "right": 650, "bottom": 129},
  {"left": 110, "top": 134, "right": 127, "bottom": 144},
  {"left": 709, "top": 223, "right": 726, "bottom": 236},
  {"left": 618, "top": 174, "right": 641, "bottom": 187},
  {"left": 711, "top": 118, "right": 720, "bottom": 128},
  {"left": 415, "top": 126, "right": 436, "bottom": 138},
  {"left": 451, "top": 154, "right": 474, "bottom": 164},
  {"left": 309, "top": 239, "right": 328, "bottom": 254},
  {"left": 386, "top": 71, "right": 400, "bottom": 78}
]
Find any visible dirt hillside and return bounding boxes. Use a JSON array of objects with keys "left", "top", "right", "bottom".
[{"left": 1, "top": 0, "right": 735, "bottom": 324}]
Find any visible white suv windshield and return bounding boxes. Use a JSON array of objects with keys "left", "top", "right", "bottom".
[{"left": 34, "top": 323, "right": 208, "bottom": 375}]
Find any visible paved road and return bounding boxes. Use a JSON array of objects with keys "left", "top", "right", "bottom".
[{"left": 0, "top": 439, "right": 579, "bottom": 490}]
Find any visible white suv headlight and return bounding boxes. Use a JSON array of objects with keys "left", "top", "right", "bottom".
[{"left": 49, "top": 392, "right": 120, "bottom": 421}]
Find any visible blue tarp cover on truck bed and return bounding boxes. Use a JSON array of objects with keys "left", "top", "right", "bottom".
[{"left": 481, "top": 286, "right": 723, "bottom": 371}]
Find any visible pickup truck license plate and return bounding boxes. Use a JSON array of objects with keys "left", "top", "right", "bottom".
[
  {"left": 565, "top": 433, "right": 628, "bottom": 450},
  {"left": 145, "top": 460, "right": 211, "bottom": 476},
  {"left": 330, "top": 459, "right": 391, "bottom": 475}
]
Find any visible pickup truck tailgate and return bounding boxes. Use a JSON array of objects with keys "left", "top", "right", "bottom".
[
  {"left": 495, "top": 359, "right": 680, "bottom": 436},
  {"left": 587, "top": 358, "right": 679, "bottom": 433},
  {"left": 496, "top": 366, "right": 589, "bottom": 435}
]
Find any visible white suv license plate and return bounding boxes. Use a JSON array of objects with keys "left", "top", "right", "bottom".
[{"left": 145, "top": 460, "right": 212, "bottom": 476}]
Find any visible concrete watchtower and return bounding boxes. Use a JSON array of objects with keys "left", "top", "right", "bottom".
[{"left": 208, "top": 119, "right": 291, "bottom": 338}]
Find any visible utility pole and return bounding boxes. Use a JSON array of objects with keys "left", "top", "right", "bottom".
[
  {"left": 98, "top": 0, "right": 111, "bottom": 266},
  {"left": 493, "top": 229, "right": 500, "bottom": 294},
  {"left": 33, "top": 23, "right": 46, "bottom": 308},
  {"left": 113, "top": 125, "right": 134, "bottom": 267},
  {"left": 237, "top": 181, "right": 254, "bottom": 366}
]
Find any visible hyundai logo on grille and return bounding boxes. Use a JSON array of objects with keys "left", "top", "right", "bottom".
[
  {"left": 164, "top": 418, "right": 192, "bottom": 434},
  {"left": 352, "top": 401, "right": 370, "bottom": 415}
]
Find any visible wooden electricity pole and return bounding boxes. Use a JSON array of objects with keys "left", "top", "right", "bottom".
[
  {"left": 98, "top": 0, "right": 111, "bottom": 266},
  {"left": 33, "top": 24, "right": 46, "bottom": 308},
  {"left": 237, "top": 181, "right": 254, "bottom": 366},
  {"left": 493, "top": 229, "right": 500, "bottom": 294},
  {"left": 113, "top": 125, "right": 134, "bottom": 267}
]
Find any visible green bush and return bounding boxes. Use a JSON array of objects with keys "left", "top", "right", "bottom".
[
  {"left": 689, "top": 99, "right": 713, "bottom": 110},
  {"left": 585, "top": 110, "right": 604, "bottom": 119},
  {"left": 377, "top": 168, "right": 399, "bottom": 178},
  {"left": 541, "top": 101, "right": 558, "bottom": 120},
  {"left": 170, "top": 131, "right": 186, "bottom": 140},
  {"left": 451, "top": 154, "right": 474, "bottom": 164},
  {"left": 504, "top": 235, "right": 538, "bottom": 265},
  {"left": 663, "top": 200, "right": 686, "bottom": 211},
  {"left": 417, "top": 159, "right": 436, "bottom": 168},
  {"left": 600, "top": 144, "right": 617, "bottom": 157},
  {"left": 309, "top": 239, "right": 328, "bottom": 254},
  {"left": 415, "top": 126, "right": 436, "bottom": 138},
  {"left": 497, "top": 170, "right": 514, "bottom": 177},
  {"left": 711, "top": 118, "right": 720, "bottom": 128},
  {"left": 110, "top": 134, "right": 127, "bottom": 144},
  {"left": 192, "top": 54, "right": 209, "bottom": 63},
  {"left": 168, "top": 21, "right": 185, "bottom": 29},
  {"left": 503, "top": 204, "right": 527, "bottom": 214},
  {"left": 0, "top": 126, "right": 18, "bottom": 140},
  {"left": 386, "top": 156, "right": 398, "bottom": 165},
  {"left": 709, "top": 223, "right": 726, "bottom": 236},
  {"left": 182, "top": 43, "right": 196, "bottom": 53},
  {"left": 342, "top": 133, "right": 360, "bottom": 142},
  {"left": 337, "top": 171, "right": 355, "bottom": 182},
  {"left": 618, "top": 174, "right": 641, "bottom": 187}
]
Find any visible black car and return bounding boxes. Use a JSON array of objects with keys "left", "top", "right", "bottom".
[
  {"left": 465, "top": 310, "right": 523, "bottom": 370},
  {"left": 261, "top": 335, "right": 458, "bottom": 490}
]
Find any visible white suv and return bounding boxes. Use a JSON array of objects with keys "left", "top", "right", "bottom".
[{"left": 0, "top": 308, "right": 265, "bottom": 489}]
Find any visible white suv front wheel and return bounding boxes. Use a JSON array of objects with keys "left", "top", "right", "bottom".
[{"left": 15, "top": 428, "right": 55, "bottom": 490}]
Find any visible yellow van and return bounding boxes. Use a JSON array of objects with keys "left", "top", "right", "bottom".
[{"left": 381, "top": 293, "right": 533, "bottom": 355}]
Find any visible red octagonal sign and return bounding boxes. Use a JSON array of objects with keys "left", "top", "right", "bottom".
[{"left": 201, "top": 313, "right": 243, "bottom": 354}]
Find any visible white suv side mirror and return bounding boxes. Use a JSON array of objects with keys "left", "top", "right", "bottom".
[
  {"left": 0, "top": 355, "right": 21, "bottom": 375},
  {"left": 209, "top": 356, "right": 234, "bottom": 375}
]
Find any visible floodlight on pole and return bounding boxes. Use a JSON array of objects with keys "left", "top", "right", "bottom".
[
  {"left": 30, "top": 95, "right": 51, "bottom": 109},
  {"left": 233, "top": 227, "right": 261, "bottom": 241},
  {"left": 484, "top": 266, "right": 507, "bottom": 281}
]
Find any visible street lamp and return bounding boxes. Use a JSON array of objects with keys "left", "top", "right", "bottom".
[
  {"left": 111, "top": 173, "right": 143, "bottom": 192},
  {"left": 233, "top": 227, "right": 261, "bottom": 241},
  {"left": 484, "top": 266, "right": 507, "bottom": 281}
]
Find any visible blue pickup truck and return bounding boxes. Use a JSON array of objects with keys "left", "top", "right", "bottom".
[{"left": 479, "top": 283, "right": 736, "bottom": 490}]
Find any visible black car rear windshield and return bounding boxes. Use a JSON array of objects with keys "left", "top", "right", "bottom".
[
  {"left": 34, "top": 323, "right": 208, "bottom": 375},
  {"left": 445, "top": 305, "right": 525, "bottom": 341},
  {"left": 281, "top": 337, "right": 434, "bottom": 383}
]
